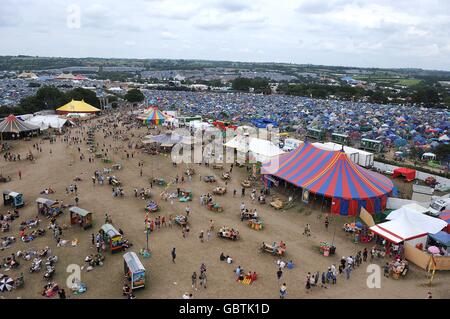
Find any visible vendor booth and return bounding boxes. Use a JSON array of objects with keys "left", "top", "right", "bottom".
[
  {"left": 123, "top": 252, "right": 146, "bottom": 290},
  {"left": 392, "top": 167, "right": 416, "bottom": 182},
  {"left": 69, "top": 206, "right": 93, "bottom": 229},
  {"left": 427, "top": 231, "right": 450, "bottom": 255},
  {"left": 36, "top": 198, "right": 62, "bottom": 217},
  {"left": 3, "top": 190, "right": 24, "bottom": 208},
  {"left": 101, "top": 224, "right": 124, "bottom": 253}
]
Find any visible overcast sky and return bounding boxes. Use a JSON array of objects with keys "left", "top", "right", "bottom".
[{"left": 1, "top": 0, "right": 449, "bottom": 70}]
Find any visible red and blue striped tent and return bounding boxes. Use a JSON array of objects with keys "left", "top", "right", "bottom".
[
  {"left": 440, "top": 210, "right": 450, "bottom": 233},
  {"left": 261, "top": 142, "right": 394, "bottom": 216}
]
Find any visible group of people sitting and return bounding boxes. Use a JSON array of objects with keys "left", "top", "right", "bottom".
[
  {"left": 112, "top": 187, "right": 125, "bottom": 197},
  {"left": 276, "top": 259, "right": 294, "bottom": 269},
  {"left": 1, "top": 236, "right": 16, "bottom": 249},
  {"left": 219, "top": 226, "right": 239, "bottom": 239},
  {"left": 122, "top": 283, "right": 136, "bottom": 299},
  {"left": 40, "top": 187, "right": 55, "bottom": 195},
  {"left": 19, "top": 228, "right": 46, "bottom": 242},
  {"left": 19, "top": 217, "right": 40, "bottom": 231},
  {"left": 240, "top": 207, "right": 258, "bottom": 221},
  {"left": 84, "top": 253, "right": 105, "bottom": 270},
  {"left": 2, "top": 252, "right": 20, "bottom": 269},
  {"left": 219, "top": 252, "right": 233, "bottom": 264},
  {"left": 200, "top": 193, "right": 214, "bottom": 205},
  {"left": 0, "top": 210, "right": 20, "bottom": 233},
  {"left": 262, "top": 241, "right": 286, "bottom": 253},
  {"left": 235, "top": 266, "right": 258, "bottom": 283},
  {"left": 92, "top": 170, "right": 106, "bottom": 185},
  {"left": 135, "top": 188, "right": 151, "bottom": 199}
]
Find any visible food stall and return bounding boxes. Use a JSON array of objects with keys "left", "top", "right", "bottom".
[
  {"left": 69, "top": 206, "right": 93, "bottom": 229},
  {"left": 319, "top": 242, "right": 336, "bottom": 256},
  {"left": 343, "top": 222, "right": 375, "bottom": 243},
  {"left": 101, "top": 224, "right": 124, "bottom": 253},
  {"left": 3, "top": 190, "right": 24, "bottom": 208},
  {"left": 36, "top": 198, "right": 62, "bottom": 217},
  {"left": 123, "top": 251, "right": 146, "bottom": 290}
]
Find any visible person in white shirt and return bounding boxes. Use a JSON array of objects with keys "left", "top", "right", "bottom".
[{"left": 182, "top": 292, "right": 192, "bottom": 299}]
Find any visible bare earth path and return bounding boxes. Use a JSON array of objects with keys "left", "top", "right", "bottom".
[{"left": 1, "top": 116, "right": 449, "bottom": 299}]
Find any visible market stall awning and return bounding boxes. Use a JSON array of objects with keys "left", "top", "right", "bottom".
[
  {"left": 428, "top": 231, "right": 450, "bottom": 247},
  {"left": 370, "top": 211, "right": 447, "bottom": 244}
]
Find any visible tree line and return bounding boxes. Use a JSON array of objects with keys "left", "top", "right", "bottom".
[{"left": 0, "top": 86, "right": 100, "bottom": 117}]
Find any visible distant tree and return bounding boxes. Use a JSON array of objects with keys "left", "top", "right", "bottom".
[
  {"left": 65, "top": 87, "right": 100, "bottom": 107},
  {"left": 124, "top": 88, "right": 145, "bottom": 103},
  {"left": 19, "top": 86, "right": 68, "bottom": 112},
  {"left": 232, "top": 77, "right": 252, "bottom": 92},
  {"left": 367, "top": 90, "right": 388, "bottom": 104},
  {"left": 433, "top": 144, "right": 450, "bottom": 161},
  {"left": 412, "top": 87, "right": 439, "bottom": 105},
  {"left": 106, "top": 95, "right": 118, "bottom": 103}
]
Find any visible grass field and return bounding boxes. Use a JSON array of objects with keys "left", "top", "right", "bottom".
[{"left": 353, "top": 75, "right": 422, "bottom": 87}]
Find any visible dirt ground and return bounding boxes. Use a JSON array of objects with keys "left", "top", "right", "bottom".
[{"left": 0, "top": 114, "right": 449, "bottom": 299}]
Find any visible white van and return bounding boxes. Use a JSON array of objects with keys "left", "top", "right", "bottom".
[
  {"left": 282, "top": 138, "right": 302, "bottom": 152},
  {"left": 429, "top": 198, "right": 450, "bottom": 217}
]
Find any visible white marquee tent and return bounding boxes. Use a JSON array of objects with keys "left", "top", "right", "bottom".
[
  {"left": 25, "top": 115, "right": 71, "bottom": 131},
  {"left": 370, "top": 207, "right": 447, "bottom": 244},
  {"left": 224, "top": 135, "right": 285, "bottom": 163}
]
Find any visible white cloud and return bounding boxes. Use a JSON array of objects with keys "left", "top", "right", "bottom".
[{"left": 0, "top": 0, "right": 448, "bottom": 70}]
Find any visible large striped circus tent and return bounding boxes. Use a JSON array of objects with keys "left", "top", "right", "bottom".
[
  {"left": 261, "top": 142, "right": 394, "bottom": 216},
  {"left": 0, "top": 114, "right": 40, "bottom": 139},
  {"left": 142, "top": 108, "right": 169, "bottom": 125}
]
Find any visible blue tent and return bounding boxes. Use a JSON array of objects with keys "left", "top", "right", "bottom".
[{"left": 429, "top": 231, "right": 450, "bottom": 247}]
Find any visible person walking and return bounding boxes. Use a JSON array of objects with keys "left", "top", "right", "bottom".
[
  {"left": 383, "top": 263, "right": 390, "bottom": 278},
  {"left": 363, "top": 248, "right": 368, "bottom": 262},
  {"left": 324, "top": 216, "right": 329, "bottom": 230},
  {"left": 199, "top": 271, "right": 207, "bottom": 289},
  {"left": 199, "top": 230, "right": 204, "bottom": 243},
  {"left": 171, "top": 247, "right": 176, "bottom": 263},
  {"left": 191, "top": 272, "right": 197, "bottom": 290},
  {"left": 321, "top": 272, "right": 327, "bottom": 288},
  {"left": 279, "top": 283, "right": 287, "bottom": 299},
  {"left": 345, "top": 263, "right": 352, "bottom": 280},
  {"left": 276, "top": 268, "right": 283, "bottom": 282},
  {"left": 18, "top": 170, "right": 22, "bottom": 180},
  {"left": 305, "top": 273, "right": 311, "bottom": 290},
  {"left": 58, "top": 288, "right": 66, "bottom": 299},
  {"left": 314, "top": 271, "right": 320, "bottom": 286}
]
